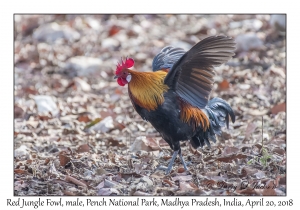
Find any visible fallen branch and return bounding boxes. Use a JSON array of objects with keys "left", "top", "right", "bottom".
[{"left": 65, "top": 175, "right": 87, "bottom": 188}]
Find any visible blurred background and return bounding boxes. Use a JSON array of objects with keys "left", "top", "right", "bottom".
[{"left": 14, "top": 15, "right": 286, "bottom": 196}]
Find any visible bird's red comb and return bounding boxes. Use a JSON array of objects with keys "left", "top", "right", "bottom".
[{"left": 115, "top": 57, "right": 134, "bottom": 74}]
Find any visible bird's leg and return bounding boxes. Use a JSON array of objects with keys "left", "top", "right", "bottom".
[
  {"left": 165, "top": 150, "right": 179, "bottom": 174},
  {"left": 179, "top": 153, "right": 188, "bottom": 171},
  {"left": 178, "top": 149, "right": 188, "bottom": 171}
]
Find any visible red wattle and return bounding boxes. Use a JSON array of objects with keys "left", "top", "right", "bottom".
[{"left": 117, "top": 78, "right": 125, "bottom": 86}]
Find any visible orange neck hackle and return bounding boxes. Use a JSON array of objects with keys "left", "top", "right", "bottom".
[
  {"left": 180, "top": 100, "right": 209, "bottom": 131},
  {"left": 128, "top": 70, "right": 169, "bottom": 111}
]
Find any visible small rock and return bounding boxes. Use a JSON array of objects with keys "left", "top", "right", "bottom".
[
  {"left": 230, "top": 19, "right": 263, "bottom": 31},
  {"left": 33, "top": 22, "right": 80, "bottom": 43},
  {"left": 101, "top": 38, "right": 119, "bottom": 48},
  {"left": 86, "top": 17, "right": 102, "bottom": 31},
  {"left": 34, "top": 95, "right": 59, "bottom": 116},
  {"left": 235, "top": 33, "right": 264, "bottom": 51},
  {"left": 74, "top": 77, "right": 91, "bottom": 92},
  {"left": 65, "top": 56, "right": 103, "bottom": 77},
  {"left": 89, "top": 116, "right": 114, "bottom": 133},
  {"left": 15, "top": 145, "right": 29, "bottom": 158},
  {"left": 238, "top": 84, "right": 250, "bottom": 90}
]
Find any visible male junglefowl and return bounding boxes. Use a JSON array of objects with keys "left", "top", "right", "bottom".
[{"left": 114, "top": 35, "right": 236, "bottom": 174}]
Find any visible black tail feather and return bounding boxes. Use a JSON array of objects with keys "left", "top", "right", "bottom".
[
  {"left": 206, "top": 97, "right": 235, "bottom": 133},
  {"left": 190, "top": 97, "right": 235, "bottom": 149}
]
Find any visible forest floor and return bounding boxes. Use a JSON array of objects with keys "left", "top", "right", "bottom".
[{"left": 14, "top": 14, "right": 286, "bottom": 196}]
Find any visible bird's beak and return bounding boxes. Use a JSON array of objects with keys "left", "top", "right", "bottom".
[{"left": 114, "top": 75, "right": 119, "bottom": 79}]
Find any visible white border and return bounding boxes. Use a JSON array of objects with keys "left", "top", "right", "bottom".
[{"left": 2, "top": 0, "right": 298, "bottom": 209}]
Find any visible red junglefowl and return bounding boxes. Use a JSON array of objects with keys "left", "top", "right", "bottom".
[{"left": 114, "top": 35, "right": 236, "bottom": 174}]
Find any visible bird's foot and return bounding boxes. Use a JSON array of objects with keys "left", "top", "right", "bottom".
[{"left": 156, "top": 150, "right": 190, "bottom": 174}]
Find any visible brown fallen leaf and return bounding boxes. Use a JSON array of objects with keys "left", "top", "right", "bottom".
[
  {"left": 77, "top": 144, "right": 90, "bottom": 153},
  {"left": 14, "top": 105, "right": 24, "bottom": 118},
  {"left": 44, "top": 158, "right": 50, "bottom": 165},
  {"left": 222, "top": 146, "right": 240, "bottom": 156},
  {"left": 77, "top": 115, "right": 90, "bottom": 123},
  {"left": 261, "top": 180, "right": 277, "bottom": 196},
  {"left": 14, "top": 169, "right": 28, "bottom": 174},
  {"left": 216, "top": 153, "right": 248, "bottom": 163},
  {"left": 271, "top": 102, "right": 286, "bottom": 115},
  {"left": 65, "top": 175, "right": 87, "bottom": 188},
  {"left": 145, "top": 138, "right": 161, "bottom": 150},
  {"left": 120, "top": 172, "right": 143, "bottom": 180},
  {"left": 59, "top": 154, "right": 70, "bottom": 166},
  {"left": 162, "top": 179, "right": 173, "bottom": 187},
  {"left": 107, "top": 138, "right": 126, "bottom": 147},
  {"left": 218, "top": 79, "right": 230, "bottom": 90},
  {"left": 241, "top": 167, "right": 258, "bottom": 177},
  {"left": 108, "top": 25, "right": 121, "bottom": 36},
  {"left": 177, "top": 167, "right": 186, "bottom": 173},
  {"left": 272, "top": 148, "right": 285, "bottom": 156}
]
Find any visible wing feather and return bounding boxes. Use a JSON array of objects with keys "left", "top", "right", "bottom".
[
  {"left": 152, "top": 46, "right": 186, "bottom": 71},
  {"left": 164, "top": 35, "right": 236, "bottom": 109}
]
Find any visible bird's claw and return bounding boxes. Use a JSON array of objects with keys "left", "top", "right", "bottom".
[{"left": 156, "top": 150, "right": 190, "bottom": 175}]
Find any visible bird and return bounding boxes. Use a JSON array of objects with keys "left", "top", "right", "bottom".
[{"left": 114, "top": 35, "right": 236, "bottom": 174}]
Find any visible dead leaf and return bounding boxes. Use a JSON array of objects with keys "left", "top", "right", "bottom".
[
  {"left": 107, "top": 138, "right": 126, "bottom": 147},
  {"left": 271, "top": 103, "right": 286, "bottom": 115},
  {"left": 77, "top": 115, "right": 90, "bottom": 123},
  {"left": 218, "top": 79, "right": 230, "bottom": 90},
  {"left": 241, "top": 167, "right": 258, "bottom": 177},
  {"left": 270, "top": 66, "right": 285, "bottom": 78},
  {"left": 179, "top": 182, "right": 196, "bottom": 191},
  {"left": 272, "top": 148, "right": 285, "bottom": 156},
  {"left": 59, "top": 154, "right": 70, "bottom": 166},
  {"left": 222, "top": 146, "right": 240, "bottom": 156},
  {"left": 96, "top": 168, "right": 108, "bottom": 175},
  {"left": 14, "top": 169, "right": 28, "bottom": 174},
  {"left": 145, "top": 138, "right": 161, "bottom": 150},
  {"left": 77, "top": 144, "right": 90, "bottom": 153},
  {"left": 162, "top": 179, "right": 173, "bottom": 187},
  {"left": 14, "top": 105, "right": 24, "bottom": 118},
  {"left": 247, "top": 109, "right": 268, "bottom": 116},
  {"left": 120, "top": 172, "right": 143, "bottom": 180},
  {"left": 133, "top": 191, "right": 152, "bottom": 196},
  {"left": 109, "top": 25, "right": 121, "bottom": 36},
  {"left": 245, "top": 122, "right": 257, "bottom": 138},
  {"left": 262, "top": 180, "right": 277, "bottom": 195},
  {"left": 177, "top": 167, "right": 186, "bottom": 173},
  {"left": 172, "top": 175, "right": 193, "bottom": 182},
  {"left": 216, "top": 153, "right": 248, "bottom": 163},
  {"left": 97, "top": 188, "right": 120, "bottom": 195}
]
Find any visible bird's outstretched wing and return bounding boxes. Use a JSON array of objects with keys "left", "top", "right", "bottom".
[
  {"left": 164, "top": 35, "right": 236, "bottom": 109},
  {"left": 152, "top": 46, "right": 186, "bottom": 72}
]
